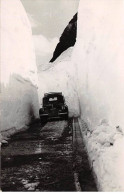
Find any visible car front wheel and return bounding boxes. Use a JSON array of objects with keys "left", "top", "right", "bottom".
[{"left": 40, "top": 116, "right": 47, "bottom": 123}]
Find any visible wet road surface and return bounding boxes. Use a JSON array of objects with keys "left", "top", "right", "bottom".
[
  {"left": 1, "top": 120, "right": 75, "bottom": 191},
  {"left": 1, "top": 118, "right": 97, "bottom": 191}
]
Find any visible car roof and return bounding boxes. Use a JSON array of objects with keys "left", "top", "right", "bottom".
[{"left": 44, "top": 92, "right": 62, "bottom": 97}]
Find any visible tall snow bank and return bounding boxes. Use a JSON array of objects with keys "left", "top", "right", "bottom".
[
  {"left": 73, "top": 0, "right": 124, "bottom": 130},
  {"left": 38, "top": 48, "right": 80, "bottom": 117},
  {"left": 73, "top": 0, "right": 124, "bottom": 191},
  {"left": 1, "top": 0, "right": 39, "bottom": 134}
]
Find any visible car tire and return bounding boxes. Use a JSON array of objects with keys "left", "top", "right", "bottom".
[
  {"left": 64, "top": 114, "right": 68, "bottom": 120},
  {"left": 40, "top": 117, "right": 47, "bottom": 124}
]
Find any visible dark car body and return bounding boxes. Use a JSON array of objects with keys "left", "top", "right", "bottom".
[{"left": 39, "top": 92, "right": 68, "bottom": 122}]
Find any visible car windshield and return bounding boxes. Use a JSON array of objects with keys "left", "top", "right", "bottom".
[{"left": 43, "top": 95, "right": 64, "bottom": 105}]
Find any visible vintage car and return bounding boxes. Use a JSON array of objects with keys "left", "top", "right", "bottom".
[{"left": 39, "top": 92, "right": 68, "bottom": 122}]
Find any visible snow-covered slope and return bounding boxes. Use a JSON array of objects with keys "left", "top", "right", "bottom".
[
  {"left": 1, "top": 0, "right": 39, "bottom": 135},
  {"left": 72, "top": 0, "right": 124, "bottom": 191},
  {"left": 38, "top": 48, "right": 80, "bottom": 117}
]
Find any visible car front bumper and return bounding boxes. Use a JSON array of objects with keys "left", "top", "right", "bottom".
[{"left": 40, "top": 112, "right": 68, "bottom": 119}]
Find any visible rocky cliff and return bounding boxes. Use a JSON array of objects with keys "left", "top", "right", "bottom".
[{"left": 50, "top": 13, "right": 77, "bottom": 62}]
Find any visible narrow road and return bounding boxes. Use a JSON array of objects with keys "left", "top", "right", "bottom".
[
  {"left": 1, "top": 120, "right": 75, "bottom": 191},
  {"left": 1, "top": 118, "right": 97, "bottom": 191}
]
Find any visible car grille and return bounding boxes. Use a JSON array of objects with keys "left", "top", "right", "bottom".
[{"left": 49, "top": 109, "right": 58, "bottom": 117}]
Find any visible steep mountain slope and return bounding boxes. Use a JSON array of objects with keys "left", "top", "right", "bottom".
[{"left": 50, "top": 13, "right": 77, "bottom": 62}]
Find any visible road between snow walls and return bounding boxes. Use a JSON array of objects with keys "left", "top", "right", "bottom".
[
  {"left": 38, "top": 0, "right": 124, "bottom": 190},
  {"left": 38, "top": 45, "right": 124, "bottom": 191},
  {"left": 1, "top": 0, "right": 124, "bottom": 192}
]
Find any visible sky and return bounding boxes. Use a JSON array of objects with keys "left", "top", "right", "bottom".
[
  {"left": 21, "top": 0, "right": 79, "bottom": 38},
  {"left": 20, "top": 0, "right": 79, "bottom": 68}
]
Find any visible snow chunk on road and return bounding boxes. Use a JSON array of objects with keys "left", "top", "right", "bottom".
[{"left": 79, "top": 119, "right": 124, "bottom": 191}]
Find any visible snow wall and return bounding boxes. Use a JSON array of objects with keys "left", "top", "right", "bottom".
[
  {"left": 73, "top": 0, "right": 124, "bottom": 131},
  {"left": 0, "top": 0, "right": 39, "bottom": 135},
  {"left": 72, "top": 0, "right": 124, "bottom": 191},
  {"left": 38, "top": 48, "right": 80, "bottom": 117}
]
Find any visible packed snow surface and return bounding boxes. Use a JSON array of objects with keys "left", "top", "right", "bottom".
[
  {"left": 1, "top": 0, "right": 39, "bottom": 134},
  {"left": 73, "top": 0, "right": 124, "bottom": 191}
]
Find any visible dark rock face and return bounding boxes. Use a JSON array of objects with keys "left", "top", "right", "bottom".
[{"left": 50, "top": 13, "right": 77, "bottom": 62}]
